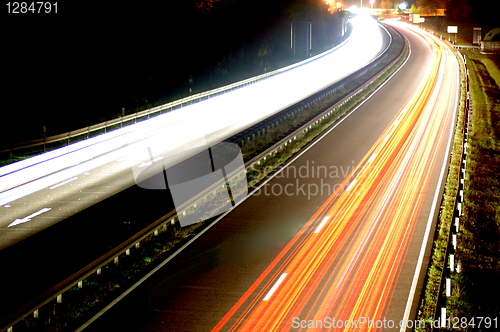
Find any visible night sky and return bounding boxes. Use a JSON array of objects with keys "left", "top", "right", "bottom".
[{"left": 1, "top": 3, "right": 200, "bottom": 143}]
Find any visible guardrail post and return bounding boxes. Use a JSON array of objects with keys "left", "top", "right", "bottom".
[
  {"left": 440, "top": 307, "right": 447, "bottom": 328},
  {"left": 56, "top": 294, "right": 62, "bottom": 304},
  {"left": 78, "top": 280, "right": 83, "bottom": 288},
  {"left": 114, "top": 256, "right": 119, "bottom": 265},
  {"left": 34, "top": 309, "right": 39, "bottom": 318},
  {"left": 96, "top": 268, "right": 101, "bottom": 276}
]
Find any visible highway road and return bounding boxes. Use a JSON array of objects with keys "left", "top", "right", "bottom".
[
  {"left": 79, "top": 22, "right": 460, "bottom": 332},
  {"left": 0, "top": 15, "right": 385, "bottom": 251}
]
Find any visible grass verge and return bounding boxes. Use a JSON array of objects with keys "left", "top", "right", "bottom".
[{"left": 447, "top": 52, "right": 500, "bottom": 323}]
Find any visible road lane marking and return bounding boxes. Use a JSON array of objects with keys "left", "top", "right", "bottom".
[
  {"left": 50, "top": 177, "right": 78, "bottom": 189},
  {"left": 368, "top": 153, "right": 377, "bottom": 163},
  {"left": 8, "top": 207, "right": 52, "bottom": 227},
  {"left": 383, "top": 134, "right": 390, "bottom": 142},
  {"left": 345, "top": 179, "right": 357, "bottom": 192},
  {"left": 314, "top": 216, "right": 330, "bottom": 233},
  {"left": 263, "top": 273, "right": 288, "bottom": 301}
]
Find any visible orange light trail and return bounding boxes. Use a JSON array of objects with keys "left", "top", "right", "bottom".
[{"left": 212, "top": 23, "right": 459, "bottom": 332}]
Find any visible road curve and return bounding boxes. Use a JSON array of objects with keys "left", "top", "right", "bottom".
[{"left": 80, "top": 22, "right": 459, "bottom": 332}]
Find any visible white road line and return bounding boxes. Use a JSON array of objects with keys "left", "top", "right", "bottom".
[
  {"left": 345, "top": 179, "right": 357, "bottom": 192},
  {"left": 314, "top": 216, "right": 330, "bottom": 233},
  {"left": 263, "top": 273, "right": 288, "bottom": 301},
  {"left": 383, "top": 134, "right": 391, "bottom": 142},
  {"left": 50, "top": 177, "right": 78, "bottom": 189},
  {"left": 368, "top": 153, "right": 377, "bottom": 163}
]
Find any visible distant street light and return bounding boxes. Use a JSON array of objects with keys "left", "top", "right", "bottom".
[
  {"left": 370, "top": 0, "right": 374, "bottom": 8},
  {"left": 399, "top": 2, "right": 408, "bottom": 11}
]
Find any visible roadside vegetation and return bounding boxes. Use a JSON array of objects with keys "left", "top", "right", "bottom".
[{"left": 447, "top": 52, "right": 500, "bottom": 323}]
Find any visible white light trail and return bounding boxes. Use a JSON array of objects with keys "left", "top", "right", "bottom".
[{"left": 0, "top": 16, "right": 384, "bottom": 210}]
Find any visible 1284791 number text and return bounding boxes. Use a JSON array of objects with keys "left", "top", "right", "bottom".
[{"left": 6, "top": 2, "right": 57, "bottom": 13}]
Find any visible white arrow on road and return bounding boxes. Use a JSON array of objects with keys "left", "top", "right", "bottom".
[{"left": 8, "top": 208, "right": 52, "bottom": 228}]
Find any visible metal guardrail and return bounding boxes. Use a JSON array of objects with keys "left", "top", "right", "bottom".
[
  {"left": 453, "top": 44, "right": 480, "bottom": 51},
  {"left": 1, "top": 23, "right": 405, "bottom": 332},
  {"left": 431, "top": 51, "right": 470, "bottom": 331},
  {"left": 0, "top": 35, "right": 353, "bottom": 158}
]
